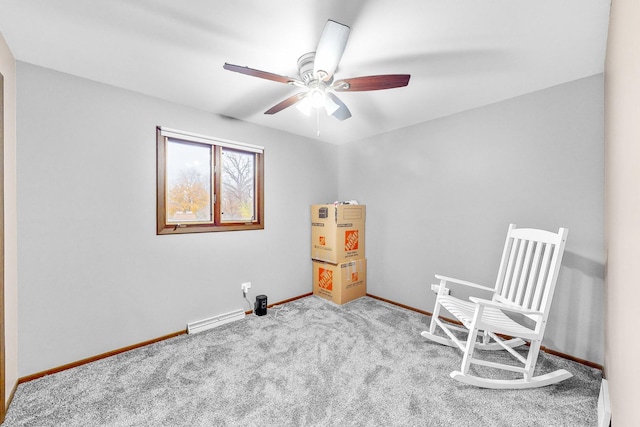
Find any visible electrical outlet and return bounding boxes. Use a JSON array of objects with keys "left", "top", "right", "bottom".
[{"left": 241, "top": 282, "right": 251, "bottom": 293}]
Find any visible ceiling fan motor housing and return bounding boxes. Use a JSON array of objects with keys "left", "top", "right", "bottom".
[{"left": 297, "top": 52, "right": 316, "bottom": 83}]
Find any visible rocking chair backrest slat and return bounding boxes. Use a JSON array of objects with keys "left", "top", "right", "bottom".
[
  {"left": 514, "top": 239, "right": 535, "bottom": 305},
  {"left": 507, "top": 239, "right": 527, "bottom": 302},
  {"left": 496, "top": 224, "right": 518, "bottom": 298},
  {"left": 531, "top": 243, "right": 554, "bottom": 312},
  {"left": 492, "top": 225, "right": 568, "bottom": 320},
  {"left": 522, "top": 241, "right": 544, "bottom": 308},
  {"left": 498, "top": 237, "right": 525, "bottom": 303}
]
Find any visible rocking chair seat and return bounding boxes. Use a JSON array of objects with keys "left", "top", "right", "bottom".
[{"left": 438, "top": 295, "right": 538, "bottom": 340}]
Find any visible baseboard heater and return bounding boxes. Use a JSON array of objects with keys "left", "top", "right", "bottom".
[
  {"left": 598, "top": 378, "right": 611, "bottom": 427},
  {"left": 187, "top": 309, "right": 245, "bottom": 334}
]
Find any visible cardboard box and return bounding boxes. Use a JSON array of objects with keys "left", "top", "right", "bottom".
[
  {"left": 312, "top": 258, "right": 367, "bottom": 305},
  {"left": 311, "top": 204, "right": 365, "bottom": 263}
]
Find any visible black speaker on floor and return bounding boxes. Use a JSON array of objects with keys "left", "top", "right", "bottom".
[{"left": 255, "top": 295, "right": 267, "bottom": 316}]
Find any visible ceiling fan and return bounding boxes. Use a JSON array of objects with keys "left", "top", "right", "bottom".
[{"left": 223, "top": 19, "right": 410, "bottom": 121}]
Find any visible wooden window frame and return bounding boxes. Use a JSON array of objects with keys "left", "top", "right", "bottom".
[{"left": 156, "top": 127, "right": 264, "bottom": 235}]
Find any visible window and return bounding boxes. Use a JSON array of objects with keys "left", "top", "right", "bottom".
[{"left": 157, "top": 127, "right": 264, "bottom": 234}]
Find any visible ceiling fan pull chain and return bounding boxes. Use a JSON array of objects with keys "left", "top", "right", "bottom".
[{"left": 316, "top": 108, "right": 321, "bottom": 137}]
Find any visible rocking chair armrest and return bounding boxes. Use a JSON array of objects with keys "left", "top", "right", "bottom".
[
  {"left": 434, "top": 275, "right": 495, "bottom": 293},
  {"left": 468, "top": 297, "right": 544, "bottom": 316}
]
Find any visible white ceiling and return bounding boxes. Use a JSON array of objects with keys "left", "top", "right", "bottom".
[{"left": 0, "top": 0, "right": 610, "bottom": 144}]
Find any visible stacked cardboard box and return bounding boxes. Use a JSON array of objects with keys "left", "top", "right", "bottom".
[{"left": 311, "top": 204, "right": 366, "bottom": 304}]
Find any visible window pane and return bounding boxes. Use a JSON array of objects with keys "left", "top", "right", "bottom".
[
  {"left": 166, "top": 139, "right": 212, "bottom": 223},
  {"left": 221, "top": 148, "right": 255, "bottom": 222}
]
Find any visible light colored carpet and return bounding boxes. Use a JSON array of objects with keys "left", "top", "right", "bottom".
[{"left": 3, "top": 296, "right": 601, "bottom": 426}]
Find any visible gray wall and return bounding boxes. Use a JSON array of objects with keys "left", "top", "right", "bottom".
[
  {"left": 17, "top": 61, "right": 604, "bottom": 376},
  {"left": 16, "top": 63, "right": 338, "bottom": 376},
  {"left": 338, "top": 75, "right": 604, "bottom": 364}
]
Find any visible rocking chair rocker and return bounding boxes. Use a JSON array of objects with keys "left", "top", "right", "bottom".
[{"left": 421, "top": 224, "right": 571, "bottom": 389}]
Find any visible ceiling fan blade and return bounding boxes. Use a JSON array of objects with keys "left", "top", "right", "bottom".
[
  {"left": 223, "top": 63, "right": 296, "bottom": 84},
  {"left": 264, "top": 93, "right": 306, "bottom": 115},
  {"left": 333, "top": 74, "right": 411, "bottom": 92},
  {"left": 326, "top": 92, "right": 352, "bottom": 121},
  {"left": 313, "top": 20, "right": 350, "bottom": 81}
]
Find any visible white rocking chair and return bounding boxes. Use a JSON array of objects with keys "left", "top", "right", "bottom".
[{"left": 421, "top": 224, "right": 571, "bottom": 389}]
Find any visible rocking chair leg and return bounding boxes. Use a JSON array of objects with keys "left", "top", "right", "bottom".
[
  {"left": 429, "top": 296, "right": 444, "bottom": 335},
  {"left": 524, "top": 339, "right": 543, "bottom": 380},
  {"left": 460, "top": 306, "right": 484, "bottom": 375},
  {"left": 460, "top": 326, "right": 480, "bottom": 374},
  {"left": 428, "top": 309, "right": 438, "bottom": 335}
]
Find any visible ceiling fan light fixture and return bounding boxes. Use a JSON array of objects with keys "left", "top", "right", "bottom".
[
  {"left": 296, "top": 95, "right": 312, "bottom": 116},
  {"left": 309, "top": 88, "right": 326, "bottom": 108}
]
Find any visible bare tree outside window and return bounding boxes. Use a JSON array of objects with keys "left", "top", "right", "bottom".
[{"left": 221, "top": 148, "right": 255, "bottom": 222}]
